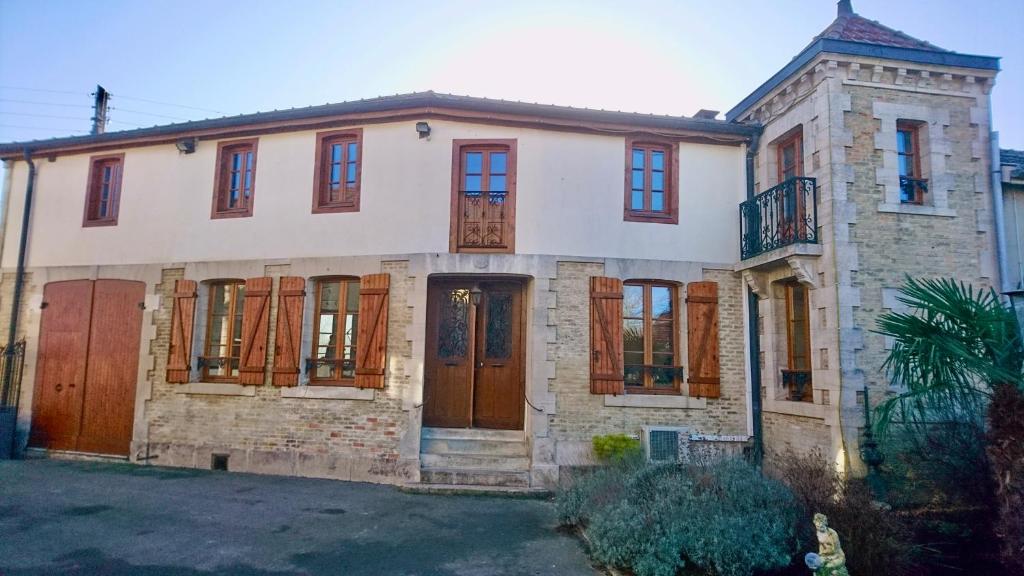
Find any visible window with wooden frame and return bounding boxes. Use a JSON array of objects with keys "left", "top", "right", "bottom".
[
  {"left": 201, "top": 281, "right": 246, "bottom": 382},
  {"left": 212, "top": 139, "right": 258, "bottom": 219},
  {"left": 897, "top": 121, "right": 927, "bottom": 204},
  {"left": 450, "top": 140, "right": 517, "bottom": 253},
  {"left": 622, "top": 281, "right": 681, "bottom": 393},
  {"left": 309, "top": 277, "right": 361, "bottom": 385},
  {"left": 783, "top": 282, "right": 812, "bottom": 402},
  {"left": 776, "top": 129, "right": 804, "bottom": 182},
  {"left": 83, "top": 153, "right": 124, "bottom": 227},
  {"left": 624, "top": 138, "right": 678, "bottom": 224},
  {"left": 312, "top": 129, "right": 362, "bottom": 213}
]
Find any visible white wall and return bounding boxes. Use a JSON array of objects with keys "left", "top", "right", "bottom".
[{"left": 2, "top": 119, "right": 746, "bottom": 268}]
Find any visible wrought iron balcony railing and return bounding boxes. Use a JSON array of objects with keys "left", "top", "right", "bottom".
[
  {"left": 899, "top": 176, "right": 928, "bottom": 203},
  {"left": 782, "top": 369, "right": 812, "bottom": 402},
  {"left": 739, "top": 177, "right": 818, "bottom": 260}
]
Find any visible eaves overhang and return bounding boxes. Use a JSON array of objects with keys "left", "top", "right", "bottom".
[{"left": 726, "top": 38, "right": 1000, "bottom": 122}]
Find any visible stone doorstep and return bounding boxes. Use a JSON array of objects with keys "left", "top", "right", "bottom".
[
  {"left": 420, "top": 427, "right": 525, "bottom": 442},
  {"left": 419, "top": 467, "right": 530, "bottom": 488},
  {"left": 398, "top": 482, "right": 552, "bottom": 499},
  {"left": 419, "top": 453, "right": 530, "bottom": 472},
  {"left": 23, "top": 448, "right": 129, "bottom": 463},
  {"left": 420, "top": 438, "right": 529, "bottom": 457}
]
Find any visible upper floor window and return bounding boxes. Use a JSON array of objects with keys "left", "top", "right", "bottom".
[
  {"left": 623, "top": 281, "right": 680, "bottom": 393},
  {"left": 624, "top": 138, "right": 678, "bottom": 224},
  {"left": 202, "top": 281, "right": 246, "bottom": 382},
  {"left": 451, "top": 139, "right": 517, "bottom": 253},
  {"left": 776, "top": 129, "right": 803, "bottom": 182},
  {"left": 313, "top": 129, "right": 362, "bottom": 213},
  {"left": 897, "top": 121, "right": 927, "bottom": 204},
  {"left": 83, "top": 153, "right": 124, "bottom": 227},
  {"left": 212, "top": 139, "right": 257, "bottom": 219},
  {"left": 310, "top": 277, "right": 361, "bottom": 384}
]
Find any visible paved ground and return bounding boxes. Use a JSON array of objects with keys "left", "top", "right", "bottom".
[{"left": 0, "top": 459, "right": 598, "bottom": 576}]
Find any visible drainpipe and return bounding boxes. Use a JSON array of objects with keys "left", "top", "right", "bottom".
[
  {"left": 990, "top": 131, "right": 1009, "bottom": 294},
  {"left": 2, "top": 150, "right": 35, "bottom": 396},
  {"left": 743, "top": 128, "right": 764, "bottom": 463}
]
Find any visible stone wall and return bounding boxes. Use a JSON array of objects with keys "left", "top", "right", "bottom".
[{"left": 547, "top": 262, "right": 749, "bottom": 467}]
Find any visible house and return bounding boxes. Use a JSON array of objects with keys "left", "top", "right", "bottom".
[{"left": 0, "top": 1, "right": 1003, "bottom": 488}]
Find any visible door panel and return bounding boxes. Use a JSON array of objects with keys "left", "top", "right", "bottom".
[
  {"left": 76, "top": 280, "right": 145, "bottom": 456},
  {"left": 472, "top": 284, "right": 524, "bottom": 430},
  {"left": 29, "top": 279, "right": 144, "bottom": 456},
  {"left": 423, "top": 283, "right": 475, "bottom": 428},
  {"left": 29, "top": 280, "right": 93, "bottom": 451}
]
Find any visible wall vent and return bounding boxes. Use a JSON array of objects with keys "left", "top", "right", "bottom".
[
  {"left": 641, "top": 426, "right": 688, "bottom": 463},
  {"left": 211, "top": 453, "right": 229, "bottom": 471}
]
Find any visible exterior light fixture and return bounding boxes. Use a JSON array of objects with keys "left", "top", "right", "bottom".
[
  {"left": 175, "top": 137, "right": 197, "bottom": 154},
  {"left": 469, "top": 286, "right": 483, "bottom": 306},
  {"left": 415, "top": 121, "right": 431, "bottom": 139}
]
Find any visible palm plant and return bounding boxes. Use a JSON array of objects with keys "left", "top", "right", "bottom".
[{"left": 875, "top": 277, "right": 1024, "bottom": 571}]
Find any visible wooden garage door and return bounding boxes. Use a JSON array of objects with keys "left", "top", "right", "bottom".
[{"left": 29, "top": 279, "right": 145, "bottom": 456}]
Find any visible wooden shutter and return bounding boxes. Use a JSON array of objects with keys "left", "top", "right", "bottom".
[
  {"left": 239, "top": 276, "right": 272, "bottom": 385},
  {"left": 354, "top": 273, "right": 389, "bottom": 389},
  {"left": 166, "top": 279, "right": 197, "bottom": 383},
  {"left": 687, "top": 281, "right": 720, "bottom": 398},
  {"left": 590, "top": 276, "right": 624, "bottom": 395},
  {"left": 272, "top": 276, "right": 305, "bottom": 387}
]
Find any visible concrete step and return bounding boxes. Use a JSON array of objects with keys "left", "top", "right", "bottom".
[
  {"left": 420, "top": 453, "right": 530, "bottom": 472},
  {"left": 420, "top": 467, "right": 530, "bottom": 488},
  {"left": 400, "top": 482, "right": 551, "bottom": 498},
  {"left": 421, "top": 427, "right": 525, "bottom": 442},
  {"left": 420, "top": 437, "right": 528, "bottom": 457}
]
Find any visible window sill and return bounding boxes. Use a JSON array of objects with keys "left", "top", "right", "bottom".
[
  {"left": 176, "top": 382, "right": 256, "bottom": 396},
  {"left": 877, "top": 203, "right": 955, "bottom": 217},
  {"left": 279, "top": 386, "right": 375, "bottom": 401},
  {"left": 312, "top": 202, "right": 359, "bottom": 214},
  {"left": 623, "top": 212, "right": 678, "bottom": 225},
  {"left": 82, "top": 219, "right": 118, "bottom": 228},
  {"left": 211, "top": 209, "right": 253, "bottom": 220},
  {"left": 604, "top": 394, "right": 706, "bottom": 409}
]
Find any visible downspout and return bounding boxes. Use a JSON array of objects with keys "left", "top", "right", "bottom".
[
  {"left": 2, "top": 150, "right": 35, "bottom": 396},
  {"left": 990, "top": 130, "right": 1010, "bottom": 294},
  {"left": 744, "top": 128, "right": 764, "bottom": 463}
]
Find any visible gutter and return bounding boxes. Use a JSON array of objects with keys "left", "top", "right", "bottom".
[{"left": 743, "top": 129, "right": 764, "bottom": 463}]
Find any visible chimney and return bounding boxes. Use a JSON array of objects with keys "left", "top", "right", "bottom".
[
  {"left": 91, "top": 85, "right": 109, "bottom": 135},
  {"left": 837, "top": 0, "right": 853, "bottom": 16}
]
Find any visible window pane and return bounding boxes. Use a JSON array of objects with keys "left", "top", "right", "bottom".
[
  {"left": 345, "top": 281, "right": 360, "bottom": 312},
  {"left": 490, "top": 152, "right": 507, "bottom": 174},
  {"left": 651, "top": 286, "right": 671, "bottom": 319},
  {"left": 632, "top": 149, "right": 644, "bottom": 169},
  {"left": 652, "top": 322, "right": 673, "bottom": 353},
  {"left": 347, "top": 142, "right": 357, "bottom": 161},
  {"left": 623, "top": 285, "right": 644, "bottom": 318},
  {"left": 232, "top": 153, "right": 242, "bottom": 170},
  {"left": 624, "top": 351, "right": 645, "bottom": 367},
  {"left": 330, "top": 164, "right": 342, "bottom": 186},
  {"left": 898, "top": 155, "right": 911, "bottom": 177},
  {"left": 465, "top": 152, "right": 483, "bottom": 174},
  {"left": 651, "top": 151, "right": 664, "bottom": 171},
  {"left": 344, "top": 313, "right": 356, "bottom": 347},
  {"left": 624, "top": 365, "right": 643, "bottom": 386},
  {"left": 346, "top": 162, "right": 357, "bottom": 185},
  {"left": 211, "top": 285, "right": 229, "bottom": 315},
  {"left": 331, "top": 143, "right": 343, "bottom": 163},
  {"left": 631, "top": 170, "right": 644, "bottom": 191},
  {"left": 652, "top": 191, "right": 664, "bottom": 212},
  {"left": 651, "top": 172, "right": 664, "bottom": 192},
  {"left": 623, "top": 319, "right": 644, "bottom": 353},
  {"left": 489, "top": 175, "right": 506, "bottom": 192},
  {"left": 464, "top": 175, "right": 482, "bottom": 192},
  {"left": 897, "top": 130, "right": 912, "bottom": 154},
  {"left": 319, "top": 281, "right": 340, "bottom": 312},
  {"left": 631, "top": 190, "right": 644, "bottom": 210}
]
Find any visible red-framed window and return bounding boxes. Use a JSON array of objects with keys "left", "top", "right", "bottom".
[
  {"left": 313, "top": 129, "right": 362, "bottom": 213},
  {"left": 212, "top": 139, "right": 258, "bottom": 219},
  {"left": 624, "top": 138, "right": 678, "bottom": 224},
  {"left": 83, "top": 153, "right": 124, "bottom": 227}
]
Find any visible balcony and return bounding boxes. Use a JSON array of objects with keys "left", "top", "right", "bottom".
[
  {"left": 781, "top": 369, "right": 812, "bottom": 402},
  {"left": 739, "top": 177, "right": 818, "bottom": 260}
]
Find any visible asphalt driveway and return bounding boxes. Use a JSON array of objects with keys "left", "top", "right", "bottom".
[{"left": 0, "top": 459, "right": 597, "bottom": 576}]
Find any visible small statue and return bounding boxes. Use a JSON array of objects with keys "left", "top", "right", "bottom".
[{"left": 804, "top": 513, "right": 849, "bottom": 576}]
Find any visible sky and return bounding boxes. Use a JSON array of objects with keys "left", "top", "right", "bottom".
[{"left": 0, "top": 0, "right": 1021, "bottom": 150}]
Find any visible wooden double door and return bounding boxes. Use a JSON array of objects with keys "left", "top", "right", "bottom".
[
  {"left": 423, "top": 279, "right": 525, "bottom": 430},
  {"left": 29, "top": 279, "right": 145, "bottom": 456}
]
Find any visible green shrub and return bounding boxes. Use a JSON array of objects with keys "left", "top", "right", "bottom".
[
  {"left": 558, "top": 457, "right": 800, "bottom": 576},
  {"left": 592, "top": 433, "right": 642, "bottom": 462}
]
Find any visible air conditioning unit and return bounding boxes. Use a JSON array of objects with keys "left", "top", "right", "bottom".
[{"left": 641, "top": 426, "right": 688, "bottom": 463}]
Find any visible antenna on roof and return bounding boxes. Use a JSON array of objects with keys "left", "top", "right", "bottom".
[
  {"left": 837, "top": 0, "right": 853, "bottom": 16},
  {"left": 91, "top": 85, "right": 109, "bottom": 135}
]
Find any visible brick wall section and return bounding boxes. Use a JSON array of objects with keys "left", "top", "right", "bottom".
[
  {"left": 547, "top": 262, "right": 748, "bottom": 463},
  {"left": 762, "top": 412, "right": 831, "bottom": 463},
  {"left": 143, "top": 263, "right": 415, "bottom": 483}
]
